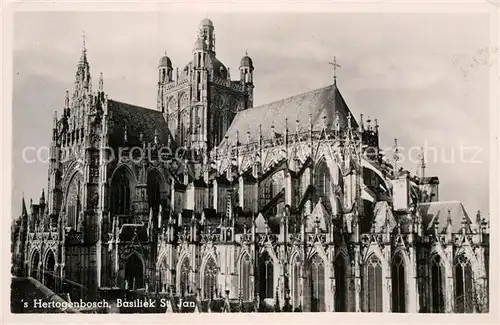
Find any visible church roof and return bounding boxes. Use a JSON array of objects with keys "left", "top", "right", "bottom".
[
  {"left": 419, "top": 201, "right": 472, "bottom": 233},
  {"left": 223, "top": 83, "right": 358, "bottom": 143},
  {"left": 107, "top": 100, "right": 172, "bottom": 147}
]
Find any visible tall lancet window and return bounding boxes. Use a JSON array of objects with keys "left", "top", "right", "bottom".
[
  {"left": 430, "top": 254, "right": 446, "bottom": 313},
  {"left": 66, "top": 172, "right": 83, "bottom": 228},
  {"left": 454, "top": 254, "right": 474, "bottom": 313},
  {"left": 292, "top": 257, "right": 301, "bottom": 309},
  {"left": 259, "top": 251, "right": 274, "bottom": 299},
  {"left": 179, "top": 94, "right": 190, "bottom": 145},
  {"left": 260, "top": 179, "right": 276, "bottom": 216},
  {"left": 167, "top": 98, "right": 178, "bottom": 139},
  {"left": 304, "top": 254, "right": 325, "bottom": 312},
  {"left": 363, "top": 254, "right": 383, "bottom": 312},
  {"left": 391, "top": 253, "right": 406, "bottom": 312},
  {"left": 203, "top": 257, "right": 218, "bottom": 299},
  {"left": 212, "top": 95, "right": 225, "bottom": 145},
  {"left": 314, "top": 160, "right": 332, "bottom": 213},
  {"left": 334, "top": 254, "right": 347, "bottom": 312},
  {"left": 111, "top": 171, "right": 131, "bottom": 215},
  {"left": 240, "top": 254, "right": 251, "bottom": 301},
  {"left": 179, "top": 258, "right": 190, "bottom": 296}
]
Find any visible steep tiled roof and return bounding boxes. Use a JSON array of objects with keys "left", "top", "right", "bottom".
[
  {"left": 223, "top": 83, "right": 358, "bottom": 143},
  {"left": 419, "top": 201, "right": 472, "bottom": 233},
  {"left": 107, "top": 100, "right": 172, "bottom": 147}
]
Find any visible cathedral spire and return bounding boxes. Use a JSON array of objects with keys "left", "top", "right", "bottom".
[
  {"left": 79, "top": 30, "right": 88, "bottom": 65},
  {"left": 21, "top": 196, "right": 27, "bottom": 216}
]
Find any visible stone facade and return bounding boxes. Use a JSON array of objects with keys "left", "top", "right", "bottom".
[{"left": 12, "top": 19, "right": 489, "bottom": 313}]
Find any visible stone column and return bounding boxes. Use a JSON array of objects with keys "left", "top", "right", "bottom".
[{"left": 239, "top": 176, "right": 244, "bottom": 210}]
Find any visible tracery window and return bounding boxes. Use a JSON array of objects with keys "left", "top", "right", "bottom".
[
  {"left": 110, "top": 171, "right": 131, "bottom": 215},
  {"left": 391, "top": 253, "right": 406, "bottom": 312},
  {"left": 259, "top": 179, "right": 275, "bottom": 214},
  {"left": 203, "top": 257, "right": 218, "bottom": 299},
  {"left": 314, "top": 160, "right": 332, "bottom": 213},
  {"left": 179, "top": 94, "right": 190, "bottom": 145},
  {"left": 147, "top": 171, "right": 161, "bottom": 215},
  {"left": 66, "top": 172, "right": 83, "bottom": 228},
  {"left": 292, "top": 257, "right": 301, "bottom": 309},
  {"left": 259, "top": 251, "right": 274, "bottom": 299},
  {"left": 179, "top": 258, "right": 190, "bottom": 295},
  {"left": 305, "top": 254, "right": 325, "bottom": 312},
  {"left": 240, "top": 254, "right": 251, "bottom": 301},
  {"left": 167, "top": 98, "right": 178, "bottom": 138},
  {"left": 363, "top": 254, "right": 383, "bottom": 312},
  {"left": 335, "top": 254, "right": 347, "bottom": 312},
  {"left": 429, "top": 254, "right": 446, "bottom": 313},
  {"left": 454, "top": 254, "right": 474, "bottom": 313}
]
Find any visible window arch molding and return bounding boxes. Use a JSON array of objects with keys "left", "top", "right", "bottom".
[
  {"left": 238, "top": 251, "right": 252, "bottom": 301},
  {"left": 362, "top": 253, "right": 384, "bottom": 312},
  {"left": 453, "top": 254, "right": 475, "bottom": 313},
  {"left": 391, "top": 252, "right": 408, "bottom": 312},
  {"left": 429, "top": 253, "right": 447, "bottom": 313},
  {"left": 313, "top": 158, "right": 333, "bottom": 214}
]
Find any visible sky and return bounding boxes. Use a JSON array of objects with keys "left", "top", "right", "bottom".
[{"left": 12, "top": 11, "right": 495, "bottom": 218}]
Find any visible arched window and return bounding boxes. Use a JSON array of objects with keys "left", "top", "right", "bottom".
[
  {"left": 364, "top": 254, "right": 383, "bottom": 312},
  {"left": 430, "top": 254, "right": 446, "bottom": 313},
  {"left": 147, "top": 171, "right": 162, "bottom": 215},
  {"left": 66, "top": 172, "right": 83, "bottom": 229},
  {"left": 179, "top": 258, "right": 190, "bottom": 296},
  {"left": 203, "top": 257, "right": 218, "bottom": 299},
  {"left": 259, "top": 251, "right": 274, "bottom": 299},
  {"left": 44, "top": 250, "right": 56, "bottom": 290},
  {"left": 335, "top": 254, "right": 347, "bottom": 312},
  {"left": 292, "top": 257, "right": 301, "bottom": 309},
  {"left": 240, "top": 254, "right": 251, "bottom": 301},
  {"left": 111, "top": 171, "right": 131, "bottom": 215},
  {"left": 314, "top": 160, "right": 332, "bottom": 213},
  {"left": 454, "top": 254, "right": 474, "bottom": 313},
  {"left": 179, "top": 109, "right": 190, "bottom": 146},
  {"left": 124, "top": 253, "right": 144, "bottom": 290},
  {"left": 30, "top": 250, "right": 40, "bottom": 280},
  {"left": 305, "top": 254, "right": 325, "bottom": 312},
  {"left": 260, "top": 179, "right": 276, "bottom": 216},
  {"left": 391, "top": 253, "right": 406, "bottom": 312},
  {"left": 167, "top": 98, "right": 178, "bottom": 138},
  {"left": 159, "top": 257, "right": 169, "bottom": 292}
]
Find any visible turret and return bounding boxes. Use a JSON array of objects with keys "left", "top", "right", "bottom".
[
  {"left": 199, "top": 18, "right": 215, "bottom": 54},
  {"left": 157, "top": 52, "right": 173, "bottom": 112},
  {"left": 239, "top": 51, "right": 254, "bottom": 109}
]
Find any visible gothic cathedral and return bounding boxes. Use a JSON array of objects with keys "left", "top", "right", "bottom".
[{"left": 11, "top": 19, "right": 490, "bottom": 313}]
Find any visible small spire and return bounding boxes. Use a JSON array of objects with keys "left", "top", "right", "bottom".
[
  {"left": 245, "top": 49, "right": 248, "bottom": 56},
  {"left": 53, "top": 111, "right": 58, "bottom": 128},
  {"left": 360, "top": 113, "right": 364, "bottom": 130},
  {"left": 21, "top": 196, "right": 27, "bottom": 216},
  {"left": 322, "top": 115, "right": 327, "bottom": 130},
  {"left": 65, "top": 90, "right": 70, "bottom": 108},
  {"left": 98, "top": 72, "right": 103, "bottom": 92}
]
